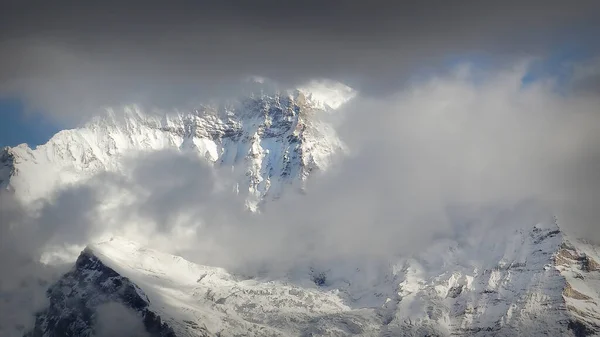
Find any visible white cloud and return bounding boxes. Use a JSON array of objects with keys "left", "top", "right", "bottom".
[{"left": 2, "top": 60, "right": 600, "bottom": 296}]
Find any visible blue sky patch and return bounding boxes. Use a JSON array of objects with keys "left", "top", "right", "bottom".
[{"left": 0, "top": 98, "right": 60, "bottom": 148}]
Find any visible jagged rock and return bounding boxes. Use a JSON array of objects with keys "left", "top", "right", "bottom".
[
  {"left": 25, "top": 249, "right": 178, "bottom": 337},
  {"left": 564, "top": 283, "right": 593, "bottom": 301},
  {"left": 582, "top": 256, "right": 600, "bottom": 272},
  {"left": 0, "top": 83, "right": 351, "bottom": 210}
]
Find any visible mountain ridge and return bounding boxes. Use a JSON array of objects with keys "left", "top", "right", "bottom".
[
  {"left": 0, "top": 81, "right": 352, "bottom": 210},
  {"left": 26, "top": 222, "right": 600, "bottom": 336},
  {"left": 3, "top": 80, "right": 600, "bottom": 336}
]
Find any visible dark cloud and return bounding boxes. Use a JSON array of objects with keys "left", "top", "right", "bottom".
[
  {"left": 569, "top": 57, "right": 600, "bottom": 95},
  {"left": 1, "top": 1, "right": 600, "bottom": 122}
]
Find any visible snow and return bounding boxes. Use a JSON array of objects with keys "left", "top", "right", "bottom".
[
  {"left": 24, "top": 221, "right": 600, "bottom": 336},
  {"left": 86, "top": 237, "right": 380, "bottom": 336},
  {"left": 3, "top": 78, "right": 600, "bottom": 336},
  {"left": 2, "top": 88, "right": 346, "bottom": 209}
]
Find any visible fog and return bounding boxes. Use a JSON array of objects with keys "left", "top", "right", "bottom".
[
  {"left": 1, "top": 2, "right": 600, "bottom": 334},
  {"left": 2, "top": 63, "right": 599, "bottom": 280}
]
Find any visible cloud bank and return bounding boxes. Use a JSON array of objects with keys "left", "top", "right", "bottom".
[{"left": 2, "top": 62, "right": 599, "bottom": 279}]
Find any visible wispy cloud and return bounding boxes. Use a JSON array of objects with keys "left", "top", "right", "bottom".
[{"left": 3, "top": 61, "right": 599, "bottom": 280}]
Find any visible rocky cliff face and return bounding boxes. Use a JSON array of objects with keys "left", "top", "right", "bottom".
[
  {"left": 26, "top": 248, "right": 179, "bottom": 337},
  {"left": 375, "top": 221, "right": 600, "bottom": 336}
]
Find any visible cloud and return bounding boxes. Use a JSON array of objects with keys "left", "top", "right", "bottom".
[
  {"left": 0, "top": 193, "right": 68, "bottom": 337},
  {"left": 570, "top": 57, "right": 600, "bottom": 95},
  {"left": 93, "top": 302, "right": 149, "bottom": 337},
  {"left": 1, "top": 1, "right": 599, "bottom": 123},
  {"left": 1, "top": 60, "right": 600, "bottom": 335},
  {"left": 2, "top": 2, "right": 600, "bottom": 330},
  {"left": 1, "top": 62, "right": 600, "bottom": 334},
  {"left": 359, "top": 64, "right": 600, "bottom": 235},
  {"left": 123, "top": 63, "right": 600, "bottom": 270},
  {"left": 4, "top": 61, "right": 599, "bottom": 277}
]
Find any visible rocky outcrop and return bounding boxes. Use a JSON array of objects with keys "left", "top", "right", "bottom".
[
  {"left": 564, "top": 283, "right": 593, "bottom": 301},
  {"left": 25, "top": 249, "right": 181, "bottom": 337},
  {"left": 27, "top": 224, "right": 600, "bottom": 337},
  {"left": 2, "top": 86, "right": 349, "bottom": 209}
]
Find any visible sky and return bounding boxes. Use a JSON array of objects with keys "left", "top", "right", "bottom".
[
  {"left": 0, "top": 50, "right": 592, "bottom": 148},
  {"left": 1, "top": 1, "right": 599, "bottom": 147},
  {"left": 1, "top": 1, "right": 600, "bottom": 118},
  {"left": 0, "top": 53, "right": 592, "bottom": 148},
  {"left": 0, "top": 99, "right": 59, "bottom": 147},
  {"left": 2, "top": 2, "right": 600, "bottom": 334}
]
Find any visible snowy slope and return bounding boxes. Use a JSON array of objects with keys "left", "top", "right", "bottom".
[
  {"left": 0, "top": 82, "right": 353, "bottom": 210},
  {"left": 29, "top": 237, "right": 381, "bottom": 337},
  {"left": 28, "top": 222, "right": 600, "bottom": 337}
]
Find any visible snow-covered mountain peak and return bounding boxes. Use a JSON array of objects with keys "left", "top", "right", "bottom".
[
  {"left": 1, "top": 81, "right": 350, "bottom": 207},
  {"left": 26, "top": 223, "right": 600, "bottom": 337},
  {"left": 29, "top": 236, "right": 380, "bottom": 337},
  {"left": 5, "top": 76, "right": 600, "bottom": 336}
]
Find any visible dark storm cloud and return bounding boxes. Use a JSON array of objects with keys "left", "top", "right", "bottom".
[{"left": 1, "top": 1, "right": 599, "bottom": 122}]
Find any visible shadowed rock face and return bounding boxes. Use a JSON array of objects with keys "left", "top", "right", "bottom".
[
  {"left": 0, "top": 146, "right": 17, "bottom": 191},
  {"left": 25, "top": 249, "right": 178, "bottom": 337}
]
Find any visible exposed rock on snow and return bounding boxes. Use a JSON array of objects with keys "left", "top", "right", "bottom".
[
  {"left": 28, "top": 224, "right": 600, "bottom": 336},
  {"left": 0, "top": 86, "right": 347, "bottom": 210},
  {"left": 3, "top": 79, "right": 600, "bottom": 336}
]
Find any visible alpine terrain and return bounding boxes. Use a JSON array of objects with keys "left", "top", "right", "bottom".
[{"left": 1, "top": 79, "right": 600, "bottom": 337}]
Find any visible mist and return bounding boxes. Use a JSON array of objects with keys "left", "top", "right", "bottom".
[
  {"left": 2, "top": 58, "right": 600, "bottom": 335},
  {"left": 1, "top": 2, "right": 600, "bottom": 335},
  {"left": 2, "top": 62, "right": 598, "bottom": 279},
  {"left": 93, "top": 302, "right": 150, "bottom": 337}
]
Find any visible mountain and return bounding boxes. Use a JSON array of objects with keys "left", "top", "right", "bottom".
[
  {"left": 0, "top": 79, "right": 353, "bottom": 210},
  {"left": 25, "top": 222, "right": 600, "bottom": 336},
  {"left": 26, "top": 237, "right": 379, "bottom": 337},
  {"left": 2, "top": 79, "right": 600, "bottom": 336}
]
